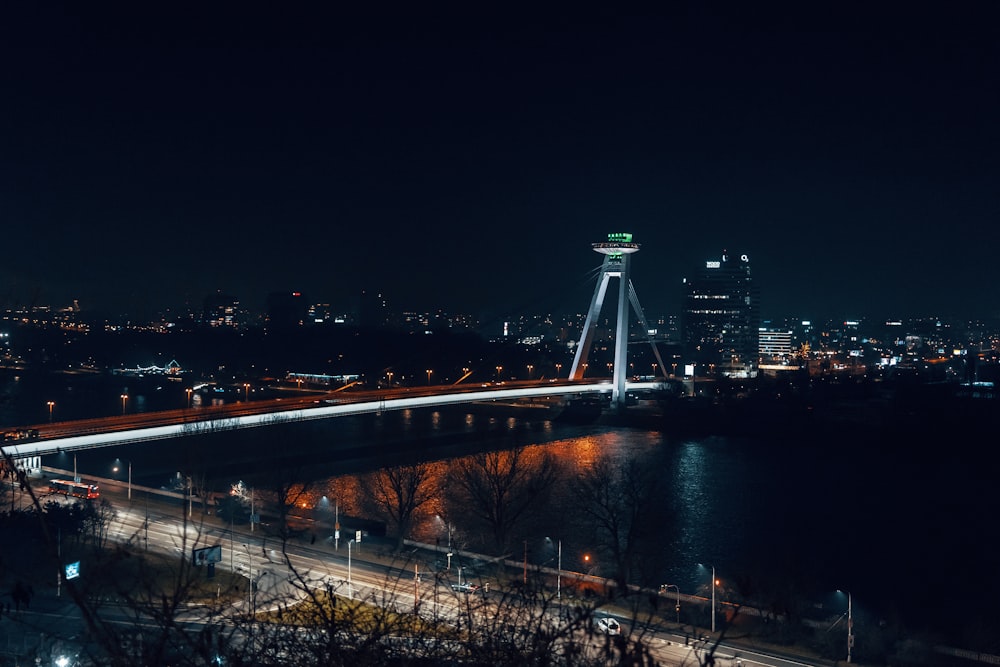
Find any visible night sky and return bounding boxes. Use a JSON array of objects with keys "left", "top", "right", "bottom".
[{"left": 3, "top": 5, "right": 999, "bottom": 322}]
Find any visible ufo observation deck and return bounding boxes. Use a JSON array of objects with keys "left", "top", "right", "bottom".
[{"left": 592, "top": 232, "right": 639, "bottom": 255}]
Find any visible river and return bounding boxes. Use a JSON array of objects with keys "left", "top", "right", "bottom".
[{"left": 2, "top": 368, "right": 995, "bottom": 645}]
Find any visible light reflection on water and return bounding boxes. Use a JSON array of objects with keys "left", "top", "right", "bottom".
[{"left": 13, "top": 373, "right": 992, "bottom": 635}]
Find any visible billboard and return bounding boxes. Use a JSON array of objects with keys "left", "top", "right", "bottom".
[{"left": 192, "top": 545, "right": 223, "bottom": 566}]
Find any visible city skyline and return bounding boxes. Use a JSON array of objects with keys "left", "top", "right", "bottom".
[{"left": 3, "top": 6, "right": 999, "bottom": 321}]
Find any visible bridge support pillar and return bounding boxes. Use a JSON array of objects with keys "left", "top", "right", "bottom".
[{"left": 569, "top": 233, "right": 666, "bottom": 410}]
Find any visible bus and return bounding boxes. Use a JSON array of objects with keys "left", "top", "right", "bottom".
[{"left": 48, "top": 479, "right": 100, "bottom": 499}]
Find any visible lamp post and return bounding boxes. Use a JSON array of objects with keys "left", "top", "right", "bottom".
[
  {"left": 244, "top": 383, "right": 250, "bottom": 402},
  {"left": 348, "top": 538, "right": 355, "bottom": 599},
  {"left": 426, "top": 369, "right": 433, "bottom": 385},
  {"left": 47, "top": 400, "right": 55, "bottom": 422},
  {"left": 712, "top": 566, "right": 717, "bottom": 633},
  {"left": 555, "top": 363, "right": 562, "bottom": 377},
  {"left": 557, "top": 539, "right": 562, "bottom": 601},
  {"left": 243, "top": 544, "right": 254, "bottom": 615},
  {"left": 662, "top": 583, "right": 680, "bottom": 623},
  {"left": 527, "top": 364, "right": 534, "bottom": 379},
  {"left": 700, "top": 564, "right": 718, "bottom": 633},
  {"left": 838, "top": 590, "right": 854, "bottom": 663},
  {"left": 120, "top": 393, "right": 128, "bottom": 415},
  {"left": 848, "top": 590, "right": 853, "bottom": 663},
  {"left": 113, "top": 458, "right": 132, "bottom": 500},
  {"left": 495, "top": 365, "right": 502, "bottom": 381},
  {"left": 186, "top": 388, "right": 193, "bottom": 408}
]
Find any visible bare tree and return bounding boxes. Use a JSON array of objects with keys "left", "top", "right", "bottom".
[
  {"left": 569, "top": 451, "right": 666, "bottom": 592},
  {"left": 445, "top": 446, "right": 559, "bottom": 554},
  {"left": 360, "top": 460, "right": 440, "bottom": 551}
]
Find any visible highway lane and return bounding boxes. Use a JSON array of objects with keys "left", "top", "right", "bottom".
[{"left": 31, "top": 490, "right": 831, "bottom": 666}]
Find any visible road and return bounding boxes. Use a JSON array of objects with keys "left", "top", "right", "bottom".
[{"left": 7, "top": 482, "right": 833, "bottom": 666}]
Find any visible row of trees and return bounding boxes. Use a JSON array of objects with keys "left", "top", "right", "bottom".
[
  {"left": 343, "top": 443, "right": 675, "bottom": 595},
  {"left": 2, "top": 441, "right": 946, "bottom": 666},
  {"left": 2, "top": 446, "right": 695, "bottom": 666}
]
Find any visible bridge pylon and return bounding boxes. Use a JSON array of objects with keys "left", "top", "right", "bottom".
[{"left": 569, "top": 232, "right": 667, "bottom": 409}]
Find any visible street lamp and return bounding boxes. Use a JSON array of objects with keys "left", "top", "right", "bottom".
[
  {"left": 120, "top": 393, "right": 128, "bottom": 415},
  {"left": 495, "top": 365, "right": 503, "bottom": 381},
  {"left": 837, "top": 590, "right": 854, "bottom": 663},
  {"left": 113, "top": 458, "right": 132, "bottom": 500},
  {"left": 348, "top": 538, "right": 356, "bottom": 599},
  {"left": 47, "top": 400, "right": 55, "bottom": 422},
  {"left": 848, "top": 590, "right": 853, "bottom": 663},
  {"left": 243, "top": 544, "right": 254, "bottom": 615},
  {"left": 186, "top": 387, "right": 193, "bottom": 408},
  {"left": 244, "top": 383, "right": 250, "bottom": 402},
  {"left": 546, "top": 537, "right": 562, "bottom": 600},
  {"left": 527, "top": 364, "right": 534, "bottom": 379},
  {"left": 557, "top": 539, "right": 561, "bottom": 600},
  {"left": 426, "top": 369, "right": 433, "bottom": 385},
  {"left": 700, "top": 564, "right": 718, "bottom": 633},
  {"left": 555, "top": 363, "right": 562, "bottom": 377},
  {"left": 712, "top": 566, "right": 718, "bottom": 633},
  {"left": 662, "top": 583, "right": 681, "bottom": 623}
]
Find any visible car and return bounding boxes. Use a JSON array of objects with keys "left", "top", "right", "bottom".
[
  {"left": 450, "top": 582, "right": 480, "bottom": 594},
  {"left": 595, "top": 616, "right": 621, "bottom": 635}
]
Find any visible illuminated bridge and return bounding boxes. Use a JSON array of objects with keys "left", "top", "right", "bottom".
[
  {"left": 2, "top": 380, "right": 668, "bottom": 459},
  {"left": 2, "top": 232, "right": 670, "bottom": 464}
]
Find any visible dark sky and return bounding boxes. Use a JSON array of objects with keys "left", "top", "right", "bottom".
[{"left": 2, "top": 5, "right": 999, "bottom": 322}]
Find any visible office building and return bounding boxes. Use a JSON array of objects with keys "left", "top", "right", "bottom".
[{"left": 682, "top": 252, "right": 759, "bottom": 378}]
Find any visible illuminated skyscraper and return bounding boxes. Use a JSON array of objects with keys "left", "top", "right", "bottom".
[
  {"left": 202, "top": 291, "right": 241, "bottom": 328},
  {"left": 682, "top": 252, "right": 759, "bottom": 378}
]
